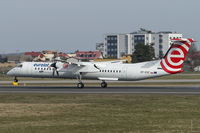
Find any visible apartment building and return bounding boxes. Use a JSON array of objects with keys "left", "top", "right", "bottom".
[{"left": 100, "top": 28, "right": 182, "bottom": 58}]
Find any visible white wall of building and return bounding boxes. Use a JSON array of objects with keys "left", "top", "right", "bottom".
[
  {"left": 117, "top": 34, "right": 127, "bottom": 58},
  {"left": 103, "top": 29, "right": 183, "bottom": 59}
]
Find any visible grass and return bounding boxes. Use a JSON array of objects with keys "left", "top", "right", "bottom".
[{"left": 0, "top": 94, "right": 200, "bottom": 133}]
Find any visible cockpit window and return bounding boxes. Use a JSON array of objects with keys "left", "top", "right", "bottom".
[{"left": 16, "top": 64, "right": 23, "bottom": 68}]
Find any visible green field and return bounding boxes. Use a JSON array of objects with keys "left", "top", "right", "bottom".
[{"left": 0, "top": 94, "right": 200, "bottom": 133}]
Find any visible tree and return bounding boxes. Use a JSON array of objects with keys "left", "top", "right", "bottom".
[
  {"left": 0, "top": 55, "right": 8, "bottom": 63},
  {"left": 183, "top": 42, "right": 200, "bottom": 71},
  {"left": 132, "top": 43, "right": 155, "bottom": 63}
]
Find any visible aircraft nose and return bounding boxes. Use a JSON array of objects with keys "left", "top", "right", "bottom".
[{"left": 7, "top": 69, "right": 14, "bottom": 76}]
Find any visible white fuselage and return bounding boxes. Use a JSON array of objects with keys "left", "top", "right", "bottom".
[
  {"left": 7, "top": 38, "right": 194, "bottom": 83},
  {"left": 7, "top": 60, "right": 169, "bottom": 81}
]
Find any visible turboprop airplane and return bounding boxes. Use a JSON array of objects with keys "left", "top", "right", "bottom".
[{"left": 7, "top": 38, "right": 194, "bottom": 88}]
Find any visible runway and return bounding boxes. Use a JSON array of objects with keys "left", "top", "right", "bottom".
[
  {"left": 1, "top": 79, "right": 200, "bottom": 84},
  {"left": 0, "top": 86, "right": 200, "bottom": 94}
]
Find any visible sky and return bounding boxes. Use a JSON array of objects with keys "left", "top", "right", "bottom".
[{"left": 0, "top": 0, "right": 200, "bottom": 53}]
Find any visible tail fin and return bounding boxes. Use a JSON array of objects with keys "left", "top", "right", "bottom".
[{"left": 160, "top": 38, "right": 194, "bottom": 74}]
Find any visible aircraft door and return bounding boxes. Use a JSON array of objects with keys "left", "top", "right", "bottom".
[{"left": 120, "top": 66, "right": 127, "bottom": 80}]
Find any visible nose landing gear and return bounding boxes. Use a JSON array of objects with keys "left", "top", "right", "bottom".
[{"left": 13, "top": 77, "right": 18, "bottom": 86}]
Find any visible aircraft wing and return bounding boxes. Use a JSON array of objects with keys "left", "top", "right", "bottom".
[
  {"left": 95, "top": 60, "right": 125, "bottom": 64},
  {"left": 67, "top": 62, "right": 100, "bottom": 73},
  {"left": 57, "top": 60, "right": 125, "bottom": 73}
]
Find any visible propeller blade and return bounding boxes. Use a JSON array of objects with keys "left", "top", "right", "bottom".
[
  {"left": 51, "top": 62, "right": 59, "bottom": 77},
  {"left": 56, "top": 70, "right": 59, "bottom": 76},
  {"left": 50, "top": 62, "right": 56, "bottom": 68},
  {"left": 52, "top": 68, "right": 55, "bottom": 77}
]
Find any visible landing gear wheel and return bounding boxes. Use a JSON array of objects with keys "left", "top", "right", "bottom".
[
  {"left": 77, "top": 82, "right": 84, "bottom": 88},
  {"left": 13, "top": 77, "right": 19, "bottom": 86},
  {"left": 14, "top": 77, "right": 18, "bottom": 82},
  {"left": 101, "top": 82, "right": 107, "bottom": 88}
]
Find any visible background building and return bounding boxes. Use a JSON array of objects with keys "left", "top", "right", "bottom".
[
  {"left": 75, "top": 51, "right": 103, "bottom": 61},
  {"left": 96, "top": 43, "right": 104, "bottom": 55},
  {"left": 103, "top": 34, "right": 127, "bottom": 58},
  {"left": 100, "top": 28, "right": 183, "bottom": 59}
]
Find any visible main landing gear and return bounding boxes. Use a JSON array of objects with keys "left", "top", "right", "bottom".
[
  {"left": 101, "top": 81, "right": 107, "bottom": 88},
  {"left": 77, "top": 82, "right": 84, "bottom": 88},
  {"left": 77, "top": 73, "right": 84, "bottom": 88},
  {"left": 76, "top": 73, "right": 108, "bottom": 88},
  {"left": 13, "top": 77, "right": 19, "bottom": 86}
]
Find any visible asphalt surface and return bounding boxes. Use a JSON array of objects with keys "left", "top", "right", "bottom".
[
  {"left": 1, "top": 79, "right": 200, "bottom": 84},
  {"left": 0, "top": 86, "right": 200, "bottom": 94}
]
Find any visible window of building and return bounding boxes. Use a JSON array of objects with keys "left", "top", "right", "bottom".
[{"left": 159, "top": 44, "right": 163, "bottom": 49}]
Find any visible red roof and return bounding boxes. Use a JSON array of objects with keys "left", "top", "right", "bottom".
[
  {"left": 58, "top": 53, "right": 69, "bottom": 58},
  {"left": 24, "top": 52, "right": 41, "bottom": 57},
  {"left": 75, "top": 51, "right": 101, "bottom": 60}
]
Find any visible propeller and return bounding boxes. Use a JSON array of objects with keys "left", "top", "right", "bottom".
[{"left": 50, "top": 62, "right": 59, "bottom": 77}]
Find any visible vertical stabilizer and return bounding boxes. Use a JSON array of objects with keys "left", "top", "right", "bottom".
[{"left": 160, "top": 38, "right": 194, "bottom": 74}]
